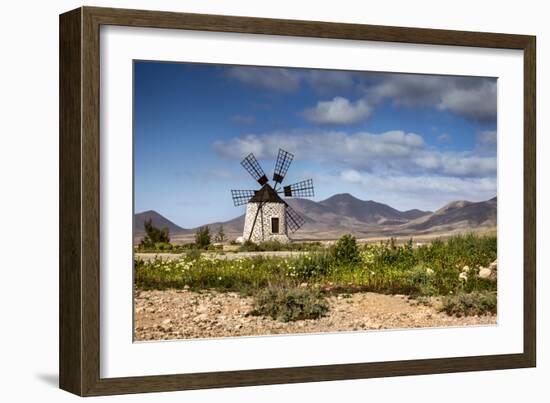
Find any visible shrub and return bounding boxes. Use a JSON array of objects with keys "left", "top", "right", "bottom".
[
  {"left": 186, "top": 249, "right": 202, "bottom": 260},
  {"left": 214, "top": 225, "right": 227, "bottom": 243},
  {"left": 250, "top": 288, "right": 329, "bottom": 322},
  {"left": 139, "top": 219, "right": 170, "bottom": 248},
  {"left": 194, "top": 226, "right": 211, "bottom": 249},
  {"left": 441, "top": 291, "right": 497, "bottom": 317},
  {"left": 239, "top": 240, "right": 262, "bottom": 252},
  {"left": 153, "top": 242, "right": 172, "bottom": 251},
  {"left": 134, "top": 233, "right": 497, "bottom": 298},
  {"left": 332, "top": 234, "right": 360, "bottom": 265}
]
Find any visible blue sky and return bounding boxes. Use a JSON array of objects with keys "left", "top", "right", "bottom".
[{"left": 134, "top": 61, "right": 497, "bottom": 228}]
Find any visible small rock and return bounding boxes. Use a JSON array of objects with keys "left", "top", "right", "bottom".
[
  {"left": 478, "top": 267, "right": 493, "bottom": 279},
  {"left": 462, "top": 265, "right": 470, "bottom": 273},
  {"left": 162, "top": 318, "right": 171, "bottom": 325},
  {"left": 193, "top": 313, "right": 209, "bottom": 322}
]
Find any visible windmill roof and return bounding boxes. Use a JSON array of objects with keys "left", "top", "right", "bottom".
[{"left": 249, "top": 184, "right": 286, "bottom": 204}]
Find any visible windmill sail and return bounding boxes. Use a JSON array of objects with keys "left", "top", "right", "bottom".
[
  {"left": 241, "top": 153, "right": 268, "bottom": 185},
  {"left": 272, "top": 149, "right": 294, "bottom": 185},
  {"left": 285, "top": 204, "right": 306, "bottom": 232},
  {"left": 231, "top": 189, "right": 257, "bottom": 206},
  {"left": 282, "top": 179, "right": 314, "bottom": 198}
]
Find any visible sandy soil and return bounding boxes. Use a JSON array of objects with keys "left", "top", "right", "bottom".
[{"left": 134, "top": 289, "right": 496, "bottom": 341}]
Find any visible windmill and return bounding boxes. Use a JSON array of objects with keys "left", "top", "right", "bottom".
[{"left": 231, "top": 149, "right": 314, "bottom": 243}]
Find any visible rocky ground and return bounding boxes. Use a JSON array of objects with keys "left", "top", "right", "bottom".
[{"left": 134, "top": 289, "right": 497, "bottom": 341}]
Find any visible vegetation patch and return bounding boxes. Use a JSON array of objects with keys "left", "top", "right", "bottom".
[
  {"left": 238, "top": 240, "right": 324, "bottom": 252},
  {"left": 249, "top": 288, "right": 329, "bottom": 322},
  {"left": 134, "top": 233, "right": 497, "bottom": 309},
  {"left": 440, "top": 291, "right": 497, "bottom": 317}
]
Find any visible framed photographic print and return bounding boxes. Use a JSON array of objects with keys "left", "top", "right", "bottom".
[{"left": 59, "top": 6, "right": 536, "bottom": 396}]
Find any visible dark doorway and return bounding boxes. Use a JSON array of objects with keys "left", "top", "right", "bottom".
[{"left": 271, "top": 217, "right": 279, "bottom": 234}]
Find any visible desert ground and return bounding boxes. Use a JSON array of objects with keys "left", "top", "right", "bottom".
[
  {"left": 134, "top": 289, "right": 496, "bottom": 341},
  {"left": 134, "top": 230, "right": 497, "bottom": 341}
]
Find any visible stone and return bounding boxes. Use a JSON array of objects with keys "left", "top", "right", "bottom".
[
  {"left": 193, "top": 313, "right": 209, "bottom": 322},
  {"left": 478, "top": 268, "right": 493, "bottom": 279}
]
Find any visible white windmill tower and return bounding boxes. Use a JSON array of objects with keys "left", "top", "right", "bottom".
[{"left": 231, "top": 149, "right": 314, "bottom": 244}]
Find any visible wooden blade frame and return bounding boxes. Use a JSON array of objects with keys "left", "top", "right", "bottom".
[
  {"left": 241, "top": 153, "right": 268, "bottom": 185},
  {"left": 272, "top": 149, "right": 293, "bottom": 185},
  {"left": 231, "top": 189, "right": 257, "bottom": 206},
  {"left": 286, "top": 204, "right": 306, "bottom": 232},
  {"left": 282, "top": 179, "right": 314, "bottom": 198}
]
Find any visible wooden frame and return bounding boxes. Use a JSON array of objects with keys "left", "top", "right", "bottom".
[{"left": 59, "top": 6, "right": 536, "bottom": 396}]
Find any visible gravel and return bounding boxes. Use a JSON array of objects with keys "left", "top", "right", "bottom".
[{"left": 134, "top": 289, "right": 496, "bottom": 341}]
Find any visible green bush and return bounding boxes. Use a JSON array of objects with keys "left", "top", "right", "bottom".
[
  {"left": 214, "top": 225, "right": 227, "bottom": 243},
  {"left": 186, "top": 249, "right": 202, "bottom": 260},
  {"left": 250, "top": 288, "right": 329, "bottom": 322},
  {"left": 134, "top": 233, "right": 497, "bottom": 305},
  {"left": 332, "top": 234, "right": 360, "bottom": 264},
  {"left": 441, "top": 291, "right": 497, "bottom": 317},
  {"left": 194, "top": 226, "right": 211, "bottom": 249},
  {"left": 139, "top": 219, "right": 170, "bottom": 248},
  {"left": 239, "top": 240, "right": 263, "bottom": 252}
]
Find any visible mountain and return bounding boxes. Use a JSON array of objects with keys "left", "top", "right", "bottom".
[
  {"left": 135, "top": 195, "right": 496, "bottom": 241},
  {"left": 401, "top": 197, "right": 496, "bottom": 233},
  {"left": 317, "top": 193, "right": 431, "bottom": 225},
  {"left": 134, "top": 210, "right": 187, "bottom": 234}
]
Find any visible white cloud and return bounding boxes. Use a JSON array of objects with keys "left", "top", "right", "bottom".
[
  {"left": 367, "top": 75, "right": 497, "bottom": 123},
  {"left": 224, "top": 67, "right": 497, "bottom": 123},
  {"left": 438, "top": 81, "right": 497, "bottom": 122},
  {"left": 213, "top": 129, "right": 424, "bottom": 164},
  {"left": 341, "top": 169, "right": 362, "bottom": 183},
  {"left": 212, "top": 129, "right": 496, "bottom": 178},
  {"left": 301, "top": 97, "right": 372, "bottom": 125},
  {"left": 335, "top": 170, "right": 497, "bottom": 210}
]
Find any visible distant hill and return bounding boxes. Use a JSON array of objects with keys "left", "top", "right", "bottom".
[
  {"left": 318, "top": 193, "right": 430, "bottom": 224},
  {"left": 400, "top": 197, "right": 496, "bottom": 233},
  {"left": 135, "top": 194, "right": 496, "bottom": 241},
  {"left": 134, "top": 210, "right": 186, "bottom": 234}
]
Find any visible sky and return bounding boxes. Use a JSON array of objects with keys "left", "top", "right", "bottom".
[{"left": 134, "top": 61, "right": 497, "bottom": 228}]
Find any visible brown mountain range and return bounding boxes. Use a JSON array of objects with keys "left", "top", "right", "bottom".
[{"left": 134, "top": 194, "right": 496, "bottom": 241}]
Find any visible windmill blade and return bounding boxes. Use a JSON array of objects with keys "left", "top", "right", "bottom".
[
  {"left": 281, "top": 179, "right": 314, "bottom": 198},
  {"left": 231, "top": 189, "right": 257, "bottom": 206},
  {"left": 286, "top": 205, "right": 306, "bottom": 232},
  {"left": 272, "top": 149, "right": 294, "bottom": 185},
  {"left": 241, "top": 153, "right": 268, "bottom": 185}
]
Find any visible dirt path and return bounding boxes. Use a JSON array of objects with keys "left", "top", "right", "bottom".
[
  {"left": 135, "top": 251, "right": 306, "bottom": 262},
  {"left": 134, "top": 289, "right": 496, "bottom": 341}
]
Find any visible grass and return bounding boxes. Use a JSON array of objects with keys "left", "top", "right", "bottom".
[
  {"left": 135, "top": 233, "right": 497, "bottom": 301},
  {"left": 440, "top": 291, "right": 497, "bottom": 317},
  {"left": 238, "top": 240, "right": 324, "bottom": 252},
  {"left": 249, "top": 287, "right": 329, "bottom": 322}
]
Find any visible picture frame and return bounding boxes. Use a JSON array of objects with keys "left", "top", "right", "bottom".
[{"left": 59, "top": 6, "right": 536, "bottom": 396}]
